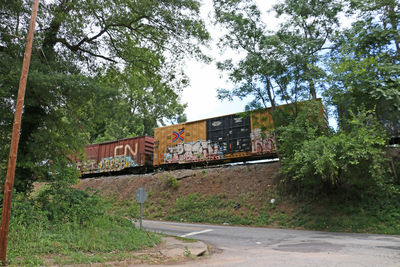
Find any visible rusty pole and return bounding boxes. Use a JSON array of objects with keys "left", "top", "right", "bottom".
[{"left": 0, "top": 0, "right": 40, "bottom": 265}]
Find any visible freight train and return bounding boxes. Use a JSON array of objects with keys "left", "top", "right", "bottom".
[
  {"left": 76, "top": 98, "right": 399, "bottom": 176},
  {"left": 77, "top": 107, "right": 278, "bottom": 176}
]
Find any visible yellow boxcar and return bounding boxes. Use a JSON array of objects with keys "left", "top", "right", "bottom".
[{"left": 153, "top": 108, "right": 277, "bottom": 166}]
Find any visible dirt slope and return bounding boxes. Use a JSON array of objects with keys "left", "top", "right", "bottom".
[{"left": 75, "top": 161, "right": 281, "bottom": 202}]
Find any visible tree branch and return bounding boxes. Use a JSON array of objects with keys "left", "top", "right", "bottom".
[{"left": 78, "top": 47, "right": 118, "bottom": 63}]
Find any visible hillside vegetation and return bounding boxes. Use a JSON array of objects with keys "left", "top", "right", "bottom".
[
  {"left": 76, "top": 161, "right": 400, "bottom": 235},
  {"left": 2, "top": 182, "right": 160, "bottom": 266}
]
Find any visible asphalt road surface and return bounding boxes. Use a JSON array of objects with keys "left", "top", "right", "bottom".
[{"left": 137, "top": 220, "right": 400, "bottom": 267}]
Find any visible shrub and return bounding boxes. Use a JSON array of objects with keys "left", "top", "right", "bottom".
[
  {"left": 35, "top": 181, "right": 105, "bottom": 225},
  {"left": 278, "top": 108, "right": 394, "bottom": 197}
]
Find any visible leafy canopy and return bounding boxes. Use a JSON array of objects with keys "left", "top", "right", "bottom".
[
  {"left": 0, "top": 0, "right": 210, "bottom": 192},
  {"left": 213, "top": 0, "right": 342, "bottom": 110}
]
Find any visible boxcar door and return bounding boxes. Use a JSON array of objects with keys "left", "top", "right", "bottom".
[{"left": 206, "top": 114, "right": 251, "bottom": 154}]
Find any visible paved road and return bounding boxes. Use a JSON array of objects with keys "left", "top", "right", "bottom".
[{"left": 137, "top": 220, "right": 400, "bottom": 267}]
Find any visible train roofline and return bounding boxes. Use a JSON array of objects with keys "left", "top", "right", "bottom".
[
  {"left": 85, "top": 135, "right": 154, "bottom": 147},
  {"left": 155, "top": 98, "right": 322, "bottom": 130}
]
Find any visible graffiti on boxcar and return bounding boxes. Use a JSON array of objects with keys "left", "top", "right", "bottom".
[
  {"left": 77, "top": 159, "right": 97, "bottom": 174},
  {"left": 251, "top": 128, "right": 276, "bottom": 153},
  {"left": 78, "top": 143, "right": 139, "bottom": 174},
  {"left": 98, "top": 155, "right": 138, "bottom": 171},
  {"left": 164, "top": 140, "right": 224, "bottom": 164},
  {"left": 97, "top": 143, "right": 138, "bottom": 172}
]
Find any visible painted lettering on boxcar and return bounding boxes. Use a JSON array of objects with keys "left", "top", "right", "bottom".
[
  {"left": 77, "top": 159, "right": 97, "bottom": 174},
  {"left": 250, "top": 128, "right": 276, "bottom": 153},
  {"left": 97, "top": 155, "right": 138, "bottom": 172},
  {"left": 164, "top": 140, "right": 224, "bottom": 164},
  {"left": 79, "top": 143, "right": 139, "bottom": 174}
]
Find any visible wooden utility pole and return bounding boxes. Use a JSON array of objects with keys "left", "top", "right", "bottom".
[{"left": 0, "top": 0, "right": 40, "bottom": 265}]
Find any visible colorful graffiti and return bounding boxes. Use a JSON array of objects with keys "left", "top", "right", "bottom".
[
  {"left": 79, "top": 156, "right": 138, "bottom": 174},
  {"left": 77, "top": 159, "right": 97, "bottom": 174},
  {"left": 164, "top": 140, "right": 224, "bottom": 164},
  {"left": 78, "top": 143, "right": 138, "bottom": 174},
  {"left": 251, "top": 128, "right": 276, "bottom": 153},
  {"left": 98, "top": 155, "right": 137, "bottom": 172}
]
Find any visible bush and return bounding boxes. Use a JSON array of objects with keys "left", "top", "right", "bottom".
[
  {"left": 278, "top": 108, "right": 394, "bottom": 197},
  {"left": 35, "top": 181, "right": 105, "bottom": 225}
]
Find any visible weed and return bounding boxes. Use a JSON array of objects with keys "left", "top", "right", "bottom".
[
  {"left": 158, "top": 199, "right": 166, "bottom": 206},
  {"left": 172, "top": 236, "right": 197, "bottom": 243},
  {"left": 164, "top": 175, "right": 179, "bottom": 189},
  {"left": 184, "top": 246, "right": 191, "bottom": 257}
]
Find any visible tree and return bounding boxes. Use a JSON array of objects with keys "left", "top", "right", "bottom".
[
  {"left": 274, "top": 0, "right": 342, "bottom": 100},
  {"left": 88, "top": 65, "right": 188, "bottom": 142},
  {"left": 327, "top": 0, "right": 400, "bottom": 138},
  {"left": 0, "top": 0, "right": 209, "bottom": 192},
  {"left": 212, "top": 0, "right": 342, "bottom": 109},
  {"left": 213, "top": 0, "right": 281, "bottom": 109}
]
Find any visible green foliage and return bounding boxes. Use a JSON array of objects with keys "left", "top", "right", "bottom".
[
  {"left": 213, "top": 0, "right": 342, "bottom": 108},
  {"left": 3, "top": 184, "right": 160, "bottom": 266},
  {"left": 0, "top": 0, "right": 209, "bottom": 192},
  {"left": 35, "top": 182, "right": 105, "bottom": 224},
  {"left": 278, "top": 107, "right": 394, "bottom": 197},
  {"left": 326, "top": 0, "right": 400, "bottom": 137},
  {"left": 272, "top": 100, "right": 329, "bottom": 159},
  {"left": 47, "top": 158, "right": 81, "bottom": 184},
  {"left": 164, "top": 175, "right": 179, "bottom": 189},
  {"left": 142, "top": 190, "right": 400, "bottom": 234},
  {"left": 167, "top": 193, "right": 248, "bottom": 224},
  {"left": 291, "top": 193, "right": 400, "bottom": 234}
]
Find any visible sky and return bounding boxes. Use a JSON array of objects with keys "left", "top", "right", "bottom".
[{"left": 181, "top": 0, "right": 279, "bottom": 122}]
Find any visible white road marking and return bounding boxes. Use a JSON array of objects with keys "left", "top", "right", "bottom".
[{"left": 180, "top": 229, "right": 213, "bottom": 237}]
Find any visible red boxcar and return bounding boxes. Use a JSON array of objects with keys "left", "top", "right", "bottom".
[{"left": 77, "top": 136, "right": 154, "bottom": 175}]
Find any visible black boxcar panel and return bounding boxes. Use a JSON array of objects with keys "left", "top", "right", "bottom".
[{"left": 206, "top": 114, "right": 251, "bottom": 153}]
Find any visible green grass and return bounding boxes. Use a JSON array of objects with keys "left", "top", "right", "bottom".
[
  {"left": 290, "top": 196, "right": 400, "bottom": 234},
  {"left": 3, "top": 185, "right": 160, "bottom": 266},
  {"left": 107, "top": 190, "right": 400, "bottom": 235}
]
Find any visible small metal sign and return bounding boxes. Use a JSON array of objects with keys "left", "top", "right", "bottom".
[
  {"left": 136, "top": 187, "right": 146, "bottom": 230},
  {"left": 136, "top": 187, "right": 147, "bottom": 203}
]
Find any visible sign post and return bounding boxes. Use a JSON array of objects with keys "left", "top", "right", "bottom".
[{"left": 135, "top": 187, "right": 147, "bottom": 230}]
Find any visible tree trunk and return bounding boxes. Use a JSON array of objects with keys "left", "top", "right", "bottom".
[
  {"left": 304, "top": 64, "right": 317, "bottom": 99},
  {"left": 42, "top": 0, "right": 73, "bottom": 59},
  {"left": 266, "top": 77, "right": 276, "bottom": 110}
]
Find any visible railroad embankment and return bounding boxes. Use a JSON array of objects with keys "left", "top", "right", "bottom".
[
  {"left": 76, "top": 161, "right": 281, "bottom": 203},
  {"left": 76, "top": 161, "right": 287, "bottom": 226},
  {"left": 75, "top": 161, "right": 400, "bottom": 235}
]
